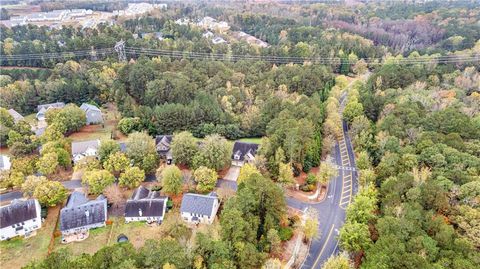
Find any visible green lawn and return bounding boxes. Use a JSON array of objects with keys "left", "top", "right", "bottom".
[{"left": 238, "top": 137, "right": 263, "bottom": 144}]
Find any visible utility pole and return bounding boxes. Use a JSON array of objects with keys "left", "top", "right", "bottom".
[{"left": 114, "top": 40, "right": 126, "bottom": 62}]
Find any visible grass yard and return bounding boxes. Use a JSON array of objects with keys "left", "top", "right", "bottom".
[
  {"left": 52, "top": 224, "right": 112, "bottom": 256},
  {"left": 238, "top": 137, "right": 263, "bottom": 144},
  {"left": 0, "top": 206, "right": 60, "bottom": 269}
]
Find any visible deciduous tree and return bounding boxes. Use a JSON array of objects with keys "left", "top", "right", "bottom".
[
  {"left": 82, "top": 170, "right": 115, "bottom": 195},
  {"left": 194, "top": 166, "right": 218, "bottom": 193},
  {"left": 161, "top": 165, "right": 183, "bottom": 195}
]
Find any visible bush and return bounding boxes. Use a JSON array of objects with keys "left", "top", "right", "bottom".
[
  {"left": 306, "top": 173, "right": 317, "bottom": 185},
  {"left": 300, "top": 184, "right": 315, "bottom": 192},
  {"left": 278, "top": 227, "right": 294, "bottom": 241}
]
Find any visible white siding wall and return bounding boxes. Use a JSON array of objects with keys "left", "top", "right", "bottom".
[{"left": 0, "top": 201, "right": 42, "bottom": 241}]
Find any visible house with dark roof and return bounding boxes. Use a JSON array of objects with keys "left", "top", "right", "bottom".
[
  {"left": 231, "top": 141, "right": 259, "bottom": 166},
  {"left": 125, "top": 186, "right": 168, "bottom": 223},
  {"left": 71, "top": 139, "right": 101, "bottom": 163},
  {"left": 80, "top": 103, "right": 103, "bottom": 125},
  {"left": 7, "top": 109, "right": 24, "bottom": 123},
  {"left": 59, "top": 192, "right": 107, "bottom": 240},
  {"left": 180, "top": 193, "right": 219, "bottom": 225},
  {"left": 155, "top": 135, "right": 173, "bottom": 164},
  {"left": 0, "top": 155, "right": 11, "bottom": 171},
  {"left": 0, "top": 199, "right": 42, "bottom": 241},
  {"left": 36, "top": 102, "right": 65, "bottom": 121}
]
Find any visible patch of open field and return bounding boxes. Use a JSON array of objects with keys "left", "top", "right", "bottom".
[
  {"left": 0, "top": 206, "right": 60, "bottom": 269},
  {"left": 238, "top": 137, "right": 263, "bottom": 144}
]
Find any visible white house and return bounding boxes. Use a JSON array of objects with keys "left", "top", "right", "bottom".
[
  {"left": 36, "top": 102, "right": 65, "bottom": 121},
  {"left": 0, "top": 199, "right": 42, "bottom": 241},
  {"left": 231, "top": 141, "right": 259, "bottom": 167},
  {"left": 180, "top": 193, "right": 219, "bottom": 225},
  {"left": 71, "top": 140, "right": 101, "bottom": 163},
  {"left": 0, "top": 155, "right": 11, "bottom": 171},
  {"left": 125, "top": 186, "right": 168, "bottom": 223},
  {"left": 80, "top": 103, "right": 103, "bottom": 125}
]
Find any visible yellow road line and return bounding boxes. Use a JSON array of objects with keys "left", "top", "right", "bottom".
[{"left": 312, "top": 224, "right": 335, "bottom": 268}]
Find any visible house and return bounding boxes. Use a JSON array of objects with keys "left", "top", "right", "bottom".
[
  {"left": 71, "top": 139, "right": 100, "bottom": 163},
  {"left": 7, "top": 109, "right": 24, "bottom": 123},
  {"left": 155, "top": 135, "right": 173, "bottom": 164},
  {"left": 0, "top": 199, "right": 42, "bottom": 241},
  {"left": 36, "top": 102, "right": 65, "bottom": 121},
  {"left": 0, "top": 155, "right": 11, "bottom": 171},
  {"left": 59, "top": 192, "right": 107, "bottom": 241},
  {"left": 125, "top": 186, "right": 168, "bottom": 223},
  {"left": 180, "top": 193, "right": 219, "bottom": 225},
  {"left": 231, "top": 141, "right": 259, "bottom": 166},
  {"left": 80, "top": 103, "right": 103, "bottom": 125}
]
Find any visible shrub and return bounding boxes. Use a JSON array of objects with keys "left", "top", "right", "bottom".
[{"left": 278, "top": 227, "right": 294, "bottom": 241}]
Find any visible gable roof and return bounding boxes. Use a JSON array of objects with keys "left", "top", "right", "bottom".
[
  {"left": 155, "top": 135, "right": 173, "bottom": 153},
  {"left": 80, "top": 103, "right": 101, "bottom": 112},
  {"left": 125, "top": 186, "right": 167, "bottom": 218},
  {"left": 180, "top": 193, "right": 218, "bottom": 216},
  {"left": 7, "top": 109, "right": 24, "bottom": 123},
  {"left": 71, "top": 140, "right": 100, "bottom": 155},
  {"left": 60, "top": 192, "right": 107, "bottom": 231},
  {"left": 0, "top": 199, "right": 39, "bottom": 228},
  {"left": 37, "top": 102, "right": 65, "bottom": 112},
  {"left": 231, "top": 141, "right": 259, "bottom": 161}
]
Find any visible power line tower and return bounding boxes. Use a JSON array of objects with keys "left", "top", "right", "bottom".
[{"left": 114, "top": 40, "right": 126, "bottom": 62}]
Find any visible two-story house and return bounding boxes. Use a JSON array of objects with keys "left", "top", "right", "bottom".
[
  {"left": 180, "top": 193, "right": 219, "bottom": 225},
  {"left": 125, "top": 186, "right": 168, "bottom": 224},
  {"left": 0, "top": 199, "right": 42, "bottom": 241}
]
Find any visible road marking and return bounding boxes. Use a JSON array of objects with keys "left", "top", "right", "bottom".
[{"left": 311, "top": 224, "right": 335, "bottom": 269}]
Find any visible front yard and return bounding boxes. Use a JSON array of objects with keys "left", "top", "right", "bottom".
[{"left": 0, "top": 206, "right": 60, "bottom": 269}]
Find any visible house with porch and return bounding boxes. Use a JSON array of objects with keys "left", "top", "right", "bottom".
[
  {"left": 180, "top": 193, "right": 219, "bottom": 225},
  {"left": 71, "top": 139, "right": 101, "bottom": 163},
  {"left": 125, "top": 186, "right": 168, "bottom": 223},
  {"left": 231, "top": 141, "right": 259, "bottom": 167},
  {"left": 155, "top": 135, "right": 173, "bottom": 164},
  {"left": 0, "top": 199, "right": 42, "bottom": 241},
  {"left": 59, "top": 192, "right": 107, "bottom": 243}
]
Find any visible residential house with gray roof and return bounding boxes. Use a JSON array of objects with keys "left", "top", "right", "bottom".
[
  {"left": 180, "top": 193, "right": 219, "bottom": 224},
  {"left": 125, "top": 186, "right": 168, "bottom": 223},
  {"left": 231, "top": 141, "right": 259, "bottom": 166},
  {"left": 71, "top": 139, "right": 101, "bottom": 163},
  {"left": 80, "top": 103, "right": 103, "bottom": 125},
  {"left": 155, "top": 135, "right": 173, "bottom": 164},
  {"left": 36, "top": 102, "right": 65, "bottom": 121},
  {"left": 0, "top": 199, "right": 42, "bottom": 241},
  {"left": 7, "top": 109, "right": 24, "bottom": 123},
  {"left": 59, "top": 192, "right": 107, "bottom": 241}
]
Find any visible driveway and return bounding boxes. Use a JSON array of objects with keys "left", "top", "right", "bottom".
[{"left": 223, "top": 165, "right": 240, "bottom": 181}]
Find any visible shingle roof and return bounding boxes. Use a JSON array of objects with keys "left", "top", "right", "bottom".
[
  {"left": 80, "top": 103, "right": 101, "bottom": 112},
  {"left": 37, "top": 102, "right": 65, "bottom": 112},
  {"left": 60, "top": 192, "right": 107, "bottom": 231},
  {"left": 125, "top": 186, "right": 167, "bottom": 218},
  {"left": 231, "top": 141, "right": 259, "bottom": 161},
  {"left": 0, "top": 199, "right": 39, "bottom": 228},
  {"left": 7, "top": 109, "right": 24, "bottom": 123},
  {"left": 71, "top": 140, "right": 100, "bottom": 155},
  {"left": 180, "top": 193, "right": 218, "bottom": 216}
]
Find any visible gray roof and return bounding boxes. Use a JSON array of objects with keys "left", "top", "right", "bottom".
[
  {"left": 71, "top": 140, "right": 100, "bottom": 155},
  {"left": 180, "top": 193, "right": 218, "bottom": 216},
  {"left": 7, "top": 109, "right": 24, "bottom": 123},
  {"left": 60, "top": 192, "right": 107, "bottom": 231},
  {"left": 231, "top": 141, "right": 259, "bottom": 161},
  {"left": 80, "top": 103, "right": 101, "bottom": 112},
  {"left": 0, "top": 199, "right": 39, "bottom": 228},
  {"left": 37, "top": 102, "right": 65, "bottom": 112},
  {"left": 125, "top": 186, "right": 167, "bottom": 218}
]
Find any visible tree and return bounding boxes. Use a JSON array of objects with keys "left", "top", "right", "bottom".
[
  {"left": 117, "top": 117, "right": 141, "bottom": 135},
  {"left": 82, "top": 170, "right": 115, "bottom": 195},
  {"left": 303, "top": 208, "right": 319, "bottom": 241},
  {"left": 138, "top": 239, "right": 190, "bottom": 269},
  {"left": 104, "top": 184, "right": 124, "bottom": 208},
  {"left": 192, "top": 134, "right": 231, "bottom": 171},
  {"left": 317, "top": 162, "right": 338, "bottom": 186},
  {"left": 343, "top": 101, "right": 364, "bottom": 123},
  {"left": 104, "top": 152, "right": 130, "bottom": 175},
  {"left": 171, "top": 131, "right": 198, "bottom": 166},
  {"left": 339, "top": 221, "right": 372, "bottom": 253},
  {"left": 161, "top": 165, "right": 183, "bottom": 195},
  {"left": 266, "top": 229, "right": 282, "bottom": 256},
  {"left": 126, "top": 132, "right": 158, "bottom": 173},
  {"left": 322, "top": 253, "right": 352, "bottom": 269},
  {"left": 277, "top": 163, "right": 295, "bottom": 187},
  {"left": 46, "top": 104, "right": 86, "bottom": 134},
  {"left": 22, "top": 175, "right": 48, "bottom": 198},
  {"left": 238, "top": 163, "right": 261, "bottom": 184},
  {"left": 33, "top": 180, "right": 67, "bottom": 207},
  {"left": 98, "top": 139, "right": 121, "bottom": 164},
  {"left": 459, "top": 181, "right": 480, "bottom": 207},
  {"left": 74, "top": 156, "right": 101, "bottom": 172},
  {"left": 119, "top": 166, "right": 145, "bottom": 189},
  {"left": 194, "top": 166, "right": 218, "bottom": 193},
  {"left": 37, "top": 152, "right": 59, "bottom": 175},
  {"left": 262, "top": 258, "right": 282, "bottom": 269}
]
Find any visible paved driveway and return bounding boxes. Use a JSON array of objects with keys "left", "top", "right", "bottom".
[{"left": 223, "top": 165, "right": 240, "bottom": 181}]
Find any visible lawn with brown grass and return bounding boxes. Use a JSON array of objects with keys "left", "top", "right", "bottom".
[{"left": 0, "top": 206, "right": 60, "bottom": 269}]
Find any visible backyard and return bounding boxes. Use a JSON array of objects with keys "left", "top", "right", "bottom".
[{"left": 0, "top": 206, "right": 60, "bottom": 269}]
